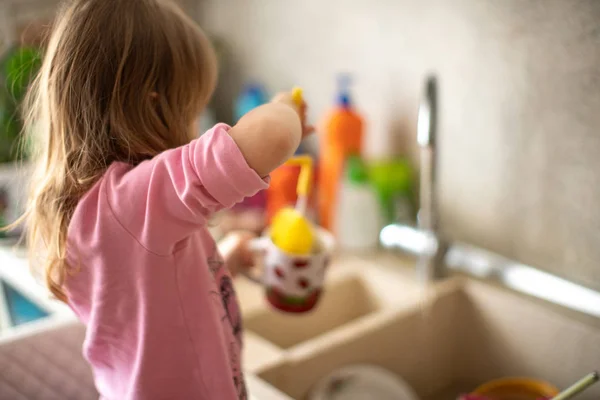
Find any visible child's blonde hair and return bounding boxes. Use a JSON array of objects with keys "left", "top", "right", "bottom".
[{"left": 17, "top": 0, "right": 217, "bottom": 302}]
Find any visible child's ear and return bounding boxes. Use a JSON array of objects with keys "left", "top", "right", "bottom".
[{"left": 149, "top": 92, "right": 159, "bottom": 99}]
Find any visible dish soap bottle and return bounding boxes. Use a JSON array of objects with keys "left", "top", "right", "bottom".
[
  {"left": 335, "top": 156, "right": 382, "bottom": 251},
  {"left": 318, "top": 75, "right": 364, "bottom": 231}
]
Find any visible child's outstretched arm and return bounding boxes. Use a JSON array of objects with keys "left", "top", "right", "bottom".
[
  {"left": 229, "top": 92, "right": 310, "bottom": 177},
  {"left": 102, "top": 91, "right": 310, "bottom": 256}
]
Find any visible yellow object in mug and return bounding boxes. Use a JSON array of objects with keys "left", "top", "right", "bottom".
[
  {"left": 270, "top": 207, "right": 313, "bottom": 255},
  {"left": 269, "top": 155, "right": 314, "bottom": 255}
]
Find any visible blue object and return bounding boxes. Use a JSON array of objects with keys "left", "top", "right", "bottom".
[
  {"left": 2, "top": 280, "right": 49, "bottom": 326},
  {"left": 234, "top": 83, "right": 268, "bottom": 122},
  {"left": 336, "top": 74, "right": 353, "bottom": 108}
]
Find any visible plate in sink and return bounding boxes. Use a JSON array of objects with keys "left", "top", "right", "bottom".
[{"left": 309, "top": 364, "right": 419, "bottom": 400}]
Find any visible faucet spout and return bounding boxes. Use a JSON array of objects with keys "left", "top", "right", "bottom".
[
  {"left": 380, "top": 75, "right": 447, "bottom": 283},
  {"left": 417, "top": 76, "right": 438, "bottom": 232}
]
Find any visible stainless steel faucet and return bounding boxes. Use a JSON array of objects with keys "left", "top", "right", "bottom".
[
  {"left": 379, "top": 77, "right": 600, "bottom": 317},
  {"left": 379, "top": 75, "right": 447, "bottom": 283}
]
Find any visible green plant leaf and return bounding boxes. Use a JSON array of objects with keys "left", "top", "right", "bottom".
[
  {"left": 0, "top": 46, "right": 40, "bottom": 163},
  {"left": 4, "top": 47, "right": 42, "bottom": 102}
]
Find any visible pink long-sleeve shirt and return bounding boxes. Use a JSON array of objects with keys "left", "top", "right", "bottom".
[{"left": 65, "top": 124, "right": 268, "bottom": 400}]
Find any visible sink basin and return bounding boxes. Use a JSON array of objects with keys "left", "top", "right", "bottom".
[
  {"left": 245, "top": 271, "right": 600, "bottom": 400},
  {"left": 239, "top": 257, "right": 422, "bottom": 352},
  {"left": 245, "top": 276, "right": 380, "bottom": 349}
]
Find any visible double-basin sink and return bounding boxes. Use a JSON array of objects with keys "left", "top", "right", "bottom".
[{"left": 235, "top": 252, "right": 600, "bottom": 400}]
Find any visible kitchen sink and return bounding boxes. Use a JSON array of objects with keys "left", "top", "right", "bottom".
[
  {"left": 239, "top": 257, "right": 422, "bottom": 352},
  {"left": 242, "top": 270, "right": 600, "bottom": 400},
  {"left": 244, "top": 276, "right": 380, "bottom": 349}
]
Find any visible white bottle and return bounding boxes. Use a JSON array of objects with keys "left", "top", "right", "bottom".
[{"left": 334, "top": 156, "right": 383, "bottom": 251}]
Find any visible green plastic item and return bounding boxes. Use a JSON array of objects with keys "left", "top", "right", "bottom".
[
  {"left": 345, "top": 155, "right": 369, "bottom": 184},
  {"left": 367, "top": 159, "right": 415, "bottom": 222}
]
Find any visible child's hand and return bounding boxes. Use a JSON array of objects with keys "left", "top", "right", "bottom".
[
  {"left": 230, "top": 90, "right": 309, "bottom": 177},
  {"left": 271, "top": 91, "right": 315, "bottom": 139},
  {"left": 218, "top": 230, "right": 258, "bottom": 277}
]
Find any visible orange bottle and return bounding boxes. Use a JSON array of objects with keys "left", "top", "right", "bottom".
[
  {"left": 318, "top": 76, "right": 364, "bottom": 231},
  {"left": 267, "top": 165, "right": 298, "bottom": 223},
  {"left": 266, "top": 164, "right": 317, "bottom": 223}
]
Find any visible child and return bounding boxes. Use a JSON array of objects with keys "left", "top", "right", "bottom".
[{"left": 16, "top": 0, "right": 312, "bottom": 399}]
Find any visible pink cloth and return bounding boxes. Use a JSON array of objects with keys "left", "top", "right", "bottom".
[{"left": 65, "top": 124, "right": 269, "bottom": 400}]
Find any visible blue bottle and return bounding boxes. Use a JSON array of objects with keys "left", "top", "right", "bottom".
[{"left": 234, "top": 83, "right": 268, "bottom": 123}]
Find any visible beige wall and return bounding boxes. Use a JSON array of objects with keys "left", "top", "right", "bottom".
[
  {"left": 197, "top": 0, "right": 600, "bottom": 291},
  {"left": 5, "top": 0, "right": 599, "bottom": 290},
  {"left": 1, "top": 0, "right": 197, "bottom": 48}
]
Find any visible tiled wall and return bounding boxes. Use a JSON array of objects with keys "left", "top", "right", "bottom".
[{"left": 196, "top": 0, "right": 600, "bottom": 291}]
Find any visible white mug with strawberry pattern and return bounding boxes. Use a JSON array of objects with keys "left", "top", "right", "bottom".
[{"left": 244, "top": 227, "right": 335, "bottom": 313}]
